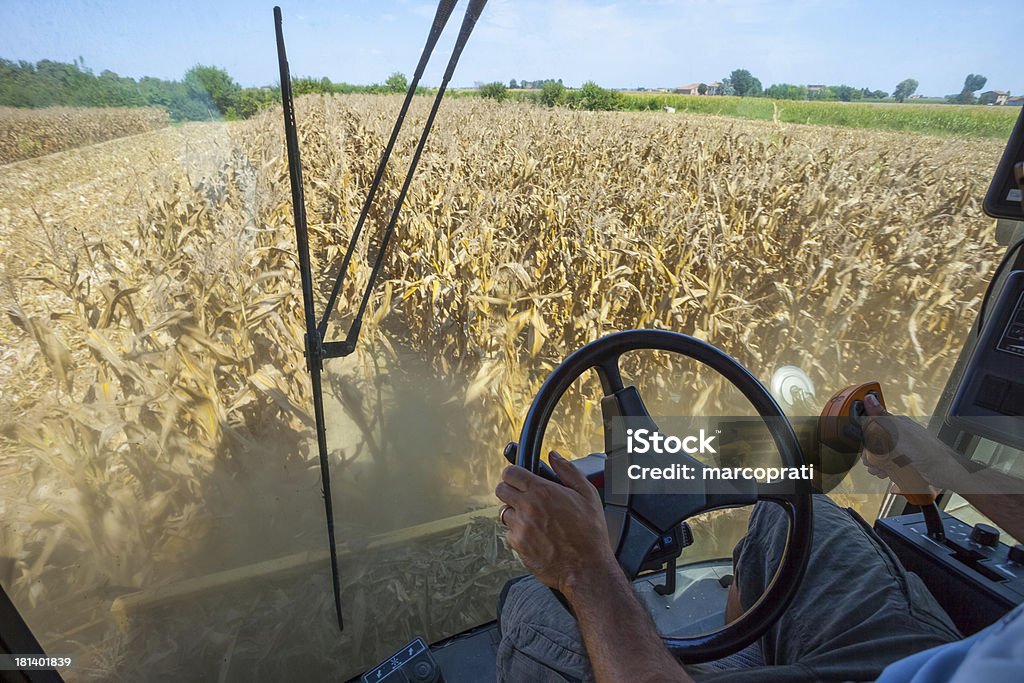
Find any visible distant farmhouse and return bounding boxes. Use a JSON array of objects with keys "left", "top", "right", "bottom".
[
  {"left": 673, "top": 82, "right": 722, "bottom": 96},
  {"left": 807, "top": 84, "right": 826, "bottom": 95},
  {"left": 674, "top": 83, "right": 701, "bottom": 95},
  {"left": 1007, "top": 96, "right": 1024, "bottom": 107},
  {"left": 980, "top": 90, "right": 1010, "bottom": 106}
]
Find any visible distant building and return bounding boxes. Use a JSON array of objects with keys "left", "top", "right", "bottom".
[
  {"left": 807, "top": 84, "right": 826, "bottom": 94},
  {"left": 672, "top": 82, "right": 721, "bottom": 96},
  {"left": 673, "top": 83, "right": 702, "bottom": 95},
  {"left": 980, "top": 90, "right": 1010, "bottom": 105},
  {"left": 1006, "top": 96, "right": 1024, "bottom": 107}
]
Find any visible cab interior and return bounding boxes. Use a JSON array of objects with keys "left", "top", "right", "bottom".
[{"left": 2, "top": 5, "right": 1024, "bottom": 683}]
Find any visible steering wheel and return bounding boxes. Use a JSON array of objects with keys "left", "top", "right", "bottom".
[{"left": 515, "top": 329, "right": 813, "bottom": 663}]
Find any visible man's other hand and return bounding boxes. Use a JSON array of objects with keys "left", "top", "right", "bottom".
[
  {"left": 495, "top": 451, "right": 618, "bottom": 597},
  {"left": 860, "top": 393, "right": 959, "bottom": 490}
]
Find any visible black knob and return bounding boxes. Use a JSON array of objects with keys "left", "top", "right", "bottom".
[
  {"left": 970, "top": 523, "right": 1000, "bottom": 547},
  {"left": 1009, "top": 544, "right": 1024, "bottom": 565},
  {"left": 411, "top": 660, "right": 436, "bottom": 682}
]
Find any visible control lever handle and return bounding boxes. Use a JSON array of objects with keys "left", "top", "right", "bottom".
[
  {"left": 852, "top": 401, "right": 938, "bottom": 508},
  {"left": 819, "top": 382, "right": 938, "bottom": 507}
]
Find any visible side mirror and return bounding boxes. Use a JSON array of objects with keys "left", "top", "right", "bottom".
[{"left": 984, "top": 106, "right": 1024, "bottom": 222}]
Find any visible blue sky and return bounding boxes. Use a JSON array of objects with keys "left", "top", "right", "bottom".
[{"left": 5, "top": 0, "right": 1023, "bottom": 96}]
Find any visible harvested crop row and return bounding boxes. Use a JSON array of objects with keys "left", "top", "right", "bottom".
[{"left": 0, "top": 106, "right": 170, "bottom": 164}]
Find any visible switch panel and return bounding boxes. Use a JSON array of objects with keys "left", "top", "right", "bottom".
[
  {"left": 876, "top": 511, "right": 1023, "bottom": 635},
  {"left": 997, "top": 291, "right": 1024, "bottom": 358},
  {"left": 949, "top": 270, "right": 1024, "bottom": 449}
]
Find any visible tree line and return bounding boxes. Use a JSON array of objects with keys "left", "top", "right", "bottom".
[
  {"left": 2, "top": 58, "right": 1001, "bottom": 123},
  {"left": 684, "top": 69, "right": 996, "bottom": 104},
  {"left": 493, "top": 70, "right": 1001, "bottom": 106},
  {"left": 477, "top": 80, "right": 622, "bottom": 110},
  {"left": 0, "top": 59, "right": 422, "bottom": 120},
  {"left": 715, "top": 69, "right": 908, "bottom": 101}
]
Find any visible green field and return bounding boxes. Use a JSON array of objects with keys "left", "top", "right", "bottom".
[
  {"left": 474, "top": 90, "right": 1020, "bottom": 140},
  {"left": 624, "top": 95, "right": 1018, "bottom": 138}
]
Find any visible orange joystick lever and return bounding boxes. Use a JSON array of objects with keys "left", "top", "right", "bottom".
[{"left": 819, "top": 382, "right": 940, "bottom": 511}]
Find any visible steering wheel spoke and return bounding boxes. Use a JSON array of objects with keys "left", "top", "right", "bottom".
[
  {"left": 618, "top": 468, "right": 759, "bottom": 557},
  {"left": 609, "top": 508, "right": 662, "bottom": 578},
  {"left": 594, "top": 355, "right": 625, "bottom": 394},
  {"left": 600, "top": 385, "right": 661, "bottom": 453}
]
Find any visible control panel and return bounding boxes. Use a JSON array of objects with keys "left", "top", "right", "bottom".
[
  {"left": 361, "top": 637, "right": 442, "bottom": 683},
  {"left": 640, "top": 524, "right": 691, "bottom": 572},
  {"left": 876, "top": 511, "right": 1023, "bottom": 634},
  {"left": 995, "top": 289, "right": 1024, "bottom": 358},
  {"left": 949, "top": 270, "right": 1024, "bottom": 450}
]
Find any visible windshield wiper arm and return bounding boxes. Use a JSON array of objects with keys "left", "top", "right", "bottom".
[
  {"left": 317, "top": 0, "right": 460, "bottom": 339},
  {"left": 344, "top": 0, "right": 488, "bottom": 352},
  {"left": 274, "top": 4, "right": 347, "bottom": 632}
]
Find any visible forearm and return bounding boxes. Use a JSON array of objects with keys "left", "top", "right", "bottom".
[
  {"left": 866, "top": 415, "right": 1024, "bottom": 540},
  {"left": 565, "top": 559, "right": 691, "bottom": 683}
]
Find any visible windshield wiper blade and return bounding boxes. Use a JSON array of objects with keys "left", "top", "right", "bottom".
[
  {"left": 344, "top": 0, "right": 488, "bottom": 351},
  {"left": 317, "top": 0, "right": 460, "bottom": 338}
]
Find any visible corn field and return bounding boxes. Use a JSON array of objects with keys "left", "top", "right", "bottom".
[
  {"left": 0, "top": 95, "right": 1006, "bottom": 679},
  {"left": 0, "top": 106, "right": 170, "bottom": 164}
]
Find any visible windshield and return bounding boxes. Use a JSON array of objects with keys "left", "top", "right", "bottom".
[{"left": 2, "top": 2, "right": 1020, "bottom": 681}]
